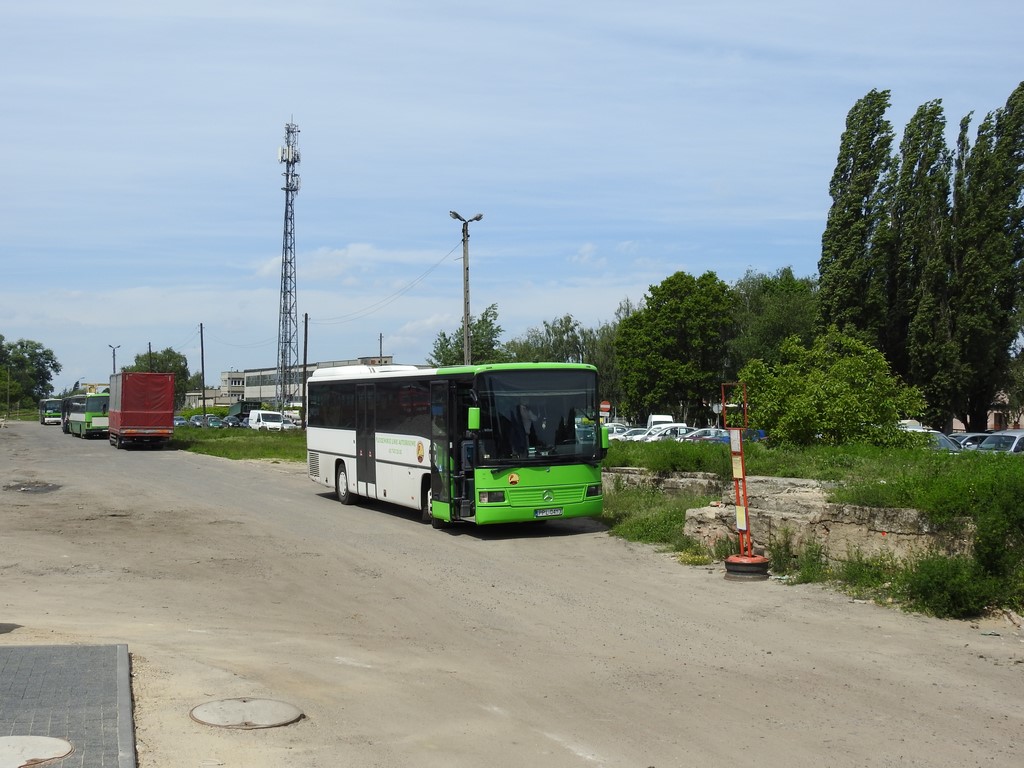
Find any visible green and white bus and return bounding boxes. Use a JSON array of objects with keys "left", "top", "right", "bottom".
[
  {"left": 62, "top": 392, "right": 111, "bottom": 438},
  {"left": 306, "top": 362, "right": 608, "bottom": 526},
  {"left": 38, "top": 398, "right": 62, "bottom": 425}
]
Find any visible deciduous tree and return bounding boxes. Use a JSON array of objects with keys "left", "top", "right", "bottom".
[
  {"left": 427, "top": 304, "right": 508, "bottom": 366},
  {"left": 728, "top": 267, "right": 817, "bottom": 372},
  {"left": 616, "top": 271, "right": 732, "bottom": 423},
  {"left": 740, "top": 329, "right": 925, "bottom": 447},
  {"left": 0, "top": 336, "right": 62, "bottom": 404}
]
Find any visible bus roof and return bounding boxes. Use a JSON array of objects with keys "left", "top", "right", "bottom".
[{"left": 309, "top": 362, "right": 597, "bottom": 383}]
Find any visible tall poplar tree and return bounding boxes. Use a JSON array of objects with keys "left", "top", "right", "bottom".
[
  {"left": 819, "top": 89, "right": 895, "bottom": 343},
  {"left": 949, "top": 82, "right": 1024, "bottom": 429},
  {"left": 886, "top": 100, "right": 953, "bottom": 384}
]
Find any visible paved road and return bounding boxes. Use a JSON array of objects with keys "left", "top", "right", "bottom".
[{"left": 1, "top": 420, "right": 1022, "bottom": 767}]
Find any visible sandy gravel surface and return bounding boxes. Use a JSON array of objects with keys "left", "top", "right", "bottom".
[{"left": 1, "top": 420, "right": 1021, "bottom": 767}]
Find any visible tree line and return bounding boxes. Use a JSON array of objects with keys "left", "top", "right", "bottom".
[{"left": 432, "top": 81, "right": 1024, "bottom": 439}]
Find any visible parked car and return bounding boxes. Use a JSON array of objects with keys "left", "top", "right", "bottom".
[
  {"left": 900, "top": 424, "right": 962, "bottom": 452},
  {"left": 282, "top": 416, "right": 301, "bottom": 431},
  {"left": 605, "top": 423, "right": 633, "bottom": 438},
  {"left": 611, "top": 427, "right": 648, "bottom": 442},
  {"left": 221, "top": 415, "right": 245, "bottom": 428},
  {"left": 173, "top": 416, "right": 187, "bottom": 428},
  {"left": 946, "top": 432, "right": 990, "bottom": 450},
  {"left": 188, "top": 415, "right": 206, "bottom": 428},
  {"left": 641, "top": 423, "right": 693, "bottom": 442},
  {"left": 679, "top": 427, "right": 730, "bottom": 443},
  {"left": 205, "top": 417, "right": 226, "bottom": 429},
  {"left": 976, "top": 429, "right": 1024, "bottom": 453}
]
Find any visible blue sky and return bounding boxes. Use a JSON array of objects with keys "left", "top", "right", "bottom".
[{"left": 2, "top": 1, "right": 1022, "bottom": 392}]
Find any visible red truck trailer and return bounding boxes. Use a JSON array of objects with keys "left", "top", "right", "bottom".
[{"left": 108, "top": 372, "right": 176, "bottom": 449}]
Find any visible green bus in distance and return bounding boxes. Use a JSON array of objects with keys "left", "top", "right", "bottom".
[
  {"left": 63, "top": 392, "right": 111, "bottom": 438},
  {"left": 39, "top": 398, "right": 62, "bottom": 425}
]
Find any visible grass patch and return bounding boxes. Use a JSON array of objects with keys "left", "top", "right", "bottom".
[
  {"left": 600, "top": 485, "right": 718, "bottom": 559},
  {"left": 169, "top": 428, "right": 306, "bottom": 461}
]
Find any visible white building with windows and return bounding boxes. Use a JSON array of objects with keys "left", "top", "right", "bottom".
[{"left": 242, "top": 357, "right": 394, "bottom": 404}]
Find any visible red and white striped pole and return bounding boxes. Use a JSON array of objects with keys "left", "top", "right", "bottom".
[{"left": 721, "top": 382, "right": 769, "bottom": 581}]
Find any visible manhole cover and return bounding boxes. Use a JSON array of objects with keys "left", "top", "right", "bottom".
[
  {"left": 2, "top": 481, "right": 61, "bottom": 494},
  {"left": 190, "top": 698, "right": 303, "bottom": 729},
  {"left": 0, "top": 735, "right": 73, "bottom": 767}
]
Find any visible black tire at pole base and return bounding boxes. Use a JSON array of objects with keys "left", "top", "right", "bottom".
[{"left": 724, "top": 555, "right": 770, "bottom": 581}]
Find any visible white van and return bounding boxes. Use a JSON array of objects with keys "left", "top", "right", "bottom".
[
  {"left": 249, "top": 410, "right": 285, "bottom": 431},
  {"left": 646, "top": 414, "right": 673, "bottom": 429}
]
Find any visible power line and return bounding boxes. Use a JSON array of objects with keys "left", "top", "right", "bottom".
[{"left": 310, "top": 243, "right": 461, "bottom": 325}]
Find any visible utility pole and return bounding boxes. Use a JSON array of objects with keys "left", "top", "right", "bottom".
[
  {"left": 302, "top": 313, "right": 309, "bottom": 428},
  {"left": 277, "top": 121, "right": 301, "bottom": 409},
  {"left": 200, "top": 323, "right": 207, "bottom": 418},
  {"left": 108, "top": 345, "right": 120, "bottom": 375},
  {"left": 449, "top": 210, "right": 483, "bottom": 365}
]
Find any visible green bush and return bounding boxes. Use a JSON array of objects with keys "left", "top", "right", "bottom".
[
  {"left": 766, "top": 526, "right": 798, "bottom": 575},
  {"left": 835, "top": 548, "right": 901, "bottom": 601},
  {"left": 793, "top": 539, "right": 830, "bottom": 583},
  {"left": 898, "top": 553, "right": 999, "bottom": 619}
]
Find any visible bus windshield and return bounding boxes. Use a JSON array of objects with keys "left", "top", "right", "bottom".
[
  {"left": 86, "top": 396, "right": 109, "bottom": 414},
  {"left": 475, "top": 369, "right": 600, "bottom": 463}
]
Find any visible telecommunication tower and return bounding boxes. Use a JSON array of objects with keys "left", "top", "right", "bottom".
[{"left": 276, "top": 121, "right": 301, "bottom": 407}]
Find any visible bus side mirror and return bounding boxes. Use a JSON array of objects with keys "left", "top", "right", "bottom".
[
  {"left": 467, "top": 406, "right": 480, "bottom": 431},
  {"left": 601, "top": 425, "right": 610, "bottom": 450}
]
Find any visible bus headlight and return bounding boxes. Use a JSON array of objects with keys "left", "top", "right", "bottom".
[
  {"left": 478, "top": 490, "right": 506, "bottom": 503},
  {"left": 585, "top": 484, "right": 602, "bottom": 498}
]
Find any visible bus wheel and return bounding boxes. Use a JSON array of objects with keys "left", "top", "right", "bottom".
[
  {"left": 335, "top": 463, "right": 353, "bottom": 505},
  {"left": 420, "top": 488, "right": 432, "bottom": 524}
]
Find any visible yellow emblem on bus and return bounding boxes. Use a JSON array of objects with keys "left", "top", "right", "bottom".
[
  {"left": 416, "top": 441, "right": 425, "bottom": 464},
  {"left": 508, "top": 473, "right": 520, "bottom": 486}
]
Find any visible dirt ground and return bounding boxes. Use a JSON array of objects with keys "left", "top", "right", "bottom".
[{"left": 1, "top": 420, "right": 1022, "bottom": 767}]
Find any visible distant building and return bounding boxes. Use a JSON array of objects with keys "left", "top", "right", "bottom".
[
  {"left": 183, "top": 370, "right": 245, "bottom": 411},
  {"left": 183, "top": 358, "right": 398, "bottom": 412},
  {"left": 242, "top": 357, "right": 395, "bottom": 404}
]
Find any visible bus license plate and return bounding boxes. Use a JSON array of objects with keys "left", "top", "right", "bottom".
[{"left": 535, "top": 508, "right": 563, "bottom": 518}]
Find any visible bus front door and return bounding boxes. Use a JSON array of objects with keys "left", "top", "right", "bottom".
[
  {"left": 430, "top": 381, "right": 454, "bottom": 521},
  {"left": 356, "top": 384, "right": 376, "bottom": 496}
]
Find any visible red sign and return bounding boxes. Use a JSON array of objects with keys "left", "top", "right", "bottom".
[{"left": 600, "top": 400, "right": 612, "bottom": 414}]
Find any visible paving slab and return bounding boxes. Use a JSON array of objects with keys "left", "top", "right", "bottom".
[{"left": 0, "top": 645, "right": 135, "bottom": 768}]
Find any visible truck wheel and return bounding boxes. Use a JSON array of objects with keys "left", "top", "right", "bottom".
[{"left": 335, "top": 463, "right": 353, "bottom": 505}]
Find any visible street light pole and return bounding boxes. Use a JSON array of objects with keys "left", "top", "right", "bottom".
[
  {"left": 108, "top": 344, "right": 120, "bottom": 375},
  {"left": 449, "top": 210, "right": 483, "bottom": 365}
]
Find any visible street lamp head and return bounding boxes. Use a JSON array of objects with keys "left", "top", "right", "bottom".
[
  {"left": 469, "top": 213, "right": 483, "bottom": 222},
  {"left": 450, "top": 210, "right": 464, "bottom": 222}
]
